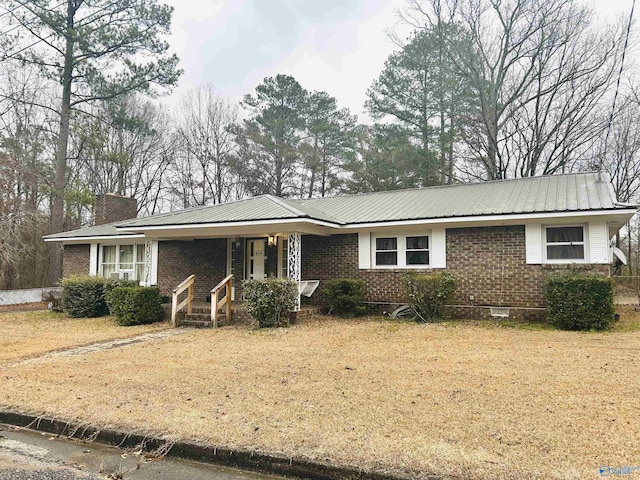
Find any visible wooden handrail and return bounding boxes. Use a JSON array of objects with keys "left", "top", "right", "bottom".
[
  {"left": 171, "top": 274, "right": 195, "bottom": 326},
  {"left": 210, "top": 274, "right": 233, "bottom": 328},
  {"left": 210, "top": 274, "right": 233, "bottom": 294},
  {"left": 173, "top": 274, "right": 195, "bottom": 294}
]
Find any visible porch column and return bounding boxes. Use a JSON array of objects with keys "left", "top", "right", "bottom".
[
  {"left": 143, "top": 239, "right": 153, "bottom": 286},
  {"left": 288, "top": 232, "right": 301, "bottom": 310}
]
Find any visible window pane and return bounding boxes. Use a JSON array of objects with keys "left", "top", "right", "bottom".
[
  {"left": 136, "top": 244, "right": 145, "bottom": 263},
  {"left": 406, "top": 236, "right": 428, "bottom": 250},
  {"left": 547, "top": 245, "right": 585, "bottom": 260},
  {"left": 376, "top": 237, "right": 397, "bottom": 251},
  {"left": 376, "top": 251, "right": 397, "bottom": 265},
  {"left": 102, "top": 264, "right": 116, "bottom": 278},
  {"left": 103, "top": 246, "right": 116, "bottom": 263},
  {"left": 135, "top": 264, "right": 145, "bottom": 282},
  {"left": 407, "top": 251, "right": 429, "bottom": 265},
  {"left": 120, "top": 245, "right": 133, "bottom": 269},
  {"left": 546, "top": 226, "right": 583, "bottom": 243}
]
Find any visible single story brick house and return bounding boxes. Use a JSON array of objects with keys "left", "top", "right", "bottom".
[{"left": 45, "top": 172, "right": 636, "bottom": 320}]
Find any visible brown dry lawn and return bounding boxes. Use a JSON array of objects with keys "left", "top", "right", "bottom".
[
  {"left": 1, "top": 310, "right": 640, "bottom": 479},
  {"left": 0, "top": 310, "right": 169, "bottom": 363}
]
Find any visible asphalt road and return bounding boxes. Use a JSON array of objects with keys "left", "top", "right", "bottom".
[{"left": 0, "top": 424, "right": 285, "bottom": 480}]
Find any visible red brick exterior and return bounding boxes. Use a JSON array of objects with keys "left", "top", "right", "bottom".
[
  {"left": 157, "top": 239, "right": 228, "bottom": 301},
  {"left": 62, "top": 244, "right": 90, "bottom": 278},
  {"left": 94, "top": 194, "right": 137, "bottom": 226},
  {"left": 301, "top": 226, "right": 610, "bottom": 318}
]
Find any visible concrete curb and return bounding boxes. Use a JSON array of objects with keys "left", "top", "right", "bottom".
[{"left": 0, "top": 409, "right": 438, "bottom": 480}]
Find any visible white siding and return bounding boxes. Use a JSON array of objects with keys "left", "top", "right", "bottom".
[
  {"left": 358, "top": 232, "right": 371, "bottom": 269},
  {"left": 588, "top": 221, "right": 609, "bottom": 264},
  {"left": 525, "top": 224, "right": 543, "bottom": 264},
  {"left": 150, "top": 240, "right": 159, "bottom": 284},
  {"left": 431, "top": 228, "right": 446, "bottom": 268},
  {"left": 89, "top": 244, "right": 98, "bottom": 276}
]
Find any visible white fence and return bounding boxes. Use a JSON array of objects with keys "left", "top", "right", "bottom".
[{"left": 0, "top": 287, "right": 62, "bottom": 306}]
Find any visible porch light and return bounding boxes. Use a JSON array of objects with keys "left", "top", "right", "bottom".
[{"left": 268, "top": 235, "right": 276, "bottom": 247}]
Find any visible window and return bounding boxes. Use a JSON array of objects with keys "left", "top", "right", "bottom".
[
  {"left": 279, "top": 237, "right": 289, "bottom": 278},
  {"left": 376, "top": 237, "right": 398, "bottom": 265},
  {"left": 100, "top": 243, "right": 146, "bottom": 281},
  {"left": 373, "top": 234, "right": 430, "bottom": 268},
  {"left": 406, "top": 236, "right": 429, "bottom": 265},
  {"left": 545, "top": 226, "right": 585, "bottom": 261}
]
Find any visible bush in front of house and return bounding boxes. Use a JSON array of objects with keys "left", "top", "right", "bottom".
[
  {"left": 545, "top": 274, "right": 616, "bottom": 331},
  {"left": 104, "top": 279, "right": 140, "bottom": 313},
  {"left": 323, "top": 278, "right": 367, "bottom": 317},
  {"left": 243, "top": 278, "right": 298, "bottom": 328},
  {"left": 62, "top": 276, "right": 139, "bottom": 318},
  {"left": 107, "top": 286, "right": 164, "bottom": 326},
  {"left": 402, "top": 271, "right": 456, "bottom": 322},
  {"left": 62, "top": 276, "right": 109, "bottom": 317}
]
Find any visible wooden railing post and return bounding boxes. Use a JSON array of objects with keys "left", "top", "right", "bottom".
[
  {"left": 210, "top": 274, "right": 233, "bottom": 328},
  {"left": 225, "top": 278, "right": 232, "bottom": 321},
  {"left": 171, "top": 274, "right": 195, "bottom": 327}
]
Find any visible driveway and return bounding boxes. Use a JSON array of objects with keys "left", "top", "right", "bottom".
[{"left": 0, "top": 424, "right": 284, "bottom": 480}]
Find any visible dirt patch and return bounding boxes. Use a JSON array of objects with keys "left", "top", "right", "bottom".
[{"left": 2, "top": 316, "right": 640, "bottom": 478}]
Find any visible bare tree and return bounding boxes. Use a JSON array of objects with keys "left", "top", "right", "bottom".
[
  {"left": 173, "top": 85, "right": 239, "bottom": 207},
  {"left": 406, "top": 0, "right": 625, "bottom": 179}
]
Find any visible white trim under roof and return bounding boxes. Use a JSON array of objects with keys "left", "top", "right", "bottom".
[{"left": 44, "top": 234, "right": 145, "bottom": 243}]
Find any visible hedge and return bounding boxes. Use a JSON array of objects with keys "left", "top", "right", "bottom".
[
  {"left": 545, "top": 274, "right": 616, "bottom": 330},
  {"left": 61, "top": 276, "right": 138, "bottom": 318},
  {"left": 402, "top": 271, "right": 456, "bottom": 322},
  {"left": 108, "top": 286, "right": 164, "bottom": 326},
  {"left": 243, "top": 278, "right": 298, "bottom": 328},
  {"left": 323, "top": 278, "right": 366, "bottom": 317}
]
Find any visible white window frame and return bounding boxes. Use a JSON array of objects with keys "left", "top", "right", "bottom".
[
  {"left": 98, "top": 243, "right": 147, "bottom": 284},
  {"left": 277, "top": 235, "right": 289, "bottom": 279},
  {"left": 371, "top": 233, "right": 431, "bottom": 269},
  {"left": 543, "top": 224, "right": 588, "bottom": 264}
]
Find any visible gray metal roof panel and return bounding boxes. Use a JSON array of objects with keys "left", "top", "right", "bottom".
[
  {"left": 297, "top": 172, "right": 625, "bottom": 224},
  {"left": 44, "top": 222, "right": 142, "bottom": 240}
]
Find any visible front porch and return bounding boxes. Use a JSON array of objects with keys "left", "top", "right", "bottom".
[{"left": 163, "top": 232, "right": 320, "bottom": 327}]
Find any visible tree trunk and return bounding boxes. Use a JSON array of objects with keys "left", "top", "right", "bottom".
[{"left": 47, "top": 0, "right": 75, "bottom": 286}]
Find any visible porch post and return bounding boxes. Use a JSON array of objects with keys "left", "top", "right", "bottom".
[
  {"left": 143, "top": 238, "right": 153, "bottom": 287},
  {"left": 288, "top": 232, "right": 301, "bottom": 310}
]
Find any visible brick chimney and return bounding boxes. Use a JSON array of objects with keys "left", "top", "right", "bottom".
[{"left": 94, "top": 193, "right": 137, "bottom": 225}]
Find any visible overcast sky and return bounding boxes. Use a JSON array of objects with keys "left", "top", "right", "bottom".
[{"left": 160, "top": 0, "right": 636, "bottom": 122}]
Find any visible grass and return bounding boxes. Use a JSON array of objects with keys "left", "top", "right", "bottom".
[
  {"left": 0, "top": 310, "right": 169, "bottom": 363},
  {"left": 1, "top": 312, "right": 639, "bottom": 479}
]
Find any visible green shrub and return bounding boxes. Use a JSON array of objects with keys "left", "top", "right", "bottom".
[
  {"left": 62, "top": 276, "right": 110, "bottom": 318},
  {"left": 104, "top": 279, "right": 139, "bottom": 313},
  {"left": 545, "top": 274, "right": 616, "bottom": 330},
  {"left": 323, "top": 278, "right": 366, "bottom": 317},
  {"left": 243, "top": 278, "right": 298, "bottom": 328},
  {"left": 62, "top": 276, "right": 139, "bottom": 318},
  {"left": 402, "top": 271, "right": 456, "bottom": 322},
  {"left": 108, "top": 286, "right": 164, "bottom": 326}
]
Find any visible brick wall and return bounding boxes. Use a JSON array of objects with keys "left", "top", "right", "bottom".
[
  {"left": 62, "top": 244, "right": 90, "bottom": 278},
  {"left": 301, "top": 226, "right": 610, "bottom": 316},
  {"left": 94, "top": 194, "right": 137, "bottom": 225},
  {"left": 157, "top": 239, "right": 227, "bottom": 301}
]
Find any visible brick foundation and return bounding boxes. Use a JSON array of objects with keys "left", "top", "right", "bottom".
[
  {"left": 62, "top": 245, "right": 90, "bottom": 278},
  {"left": 301, "top": 226, "right": 610, "bottom": 318},
  {"left": 157, "top": 239, "right": 227, "bottom": 301}
]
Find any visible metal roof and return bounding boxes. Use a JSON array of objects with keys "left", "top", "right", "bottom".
[
  {"left": 293, "top": 172, "right": 627, "bottom": 224},
  {"left": 44, "top": 221, "right": 143, "bottom": 240},
  {"left": 44, "top": 172, "right": 635, "bottom": 240}
]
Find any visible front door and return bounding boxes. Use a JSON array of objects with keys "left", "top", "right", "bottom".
[{"left": 247, "top": 239, "right": 267, "bottom": 279}]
